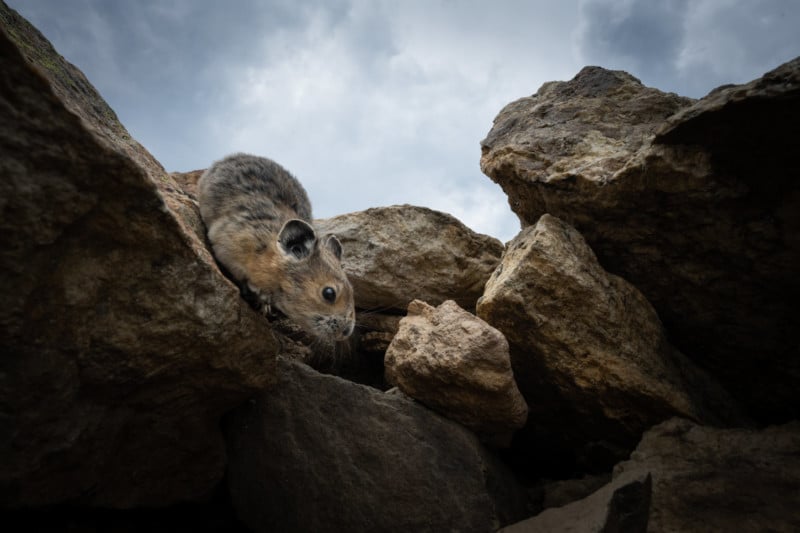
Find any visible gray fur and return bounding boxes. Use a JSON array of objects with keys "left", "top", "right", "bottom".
[{"left": 197, "top": 153, "right": 355, "bottom": 342}]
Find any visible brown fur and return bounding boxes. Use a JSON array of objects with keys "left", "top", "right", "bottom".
[{"left": 198, "top": 153, "right": 355, "bottom": 341}]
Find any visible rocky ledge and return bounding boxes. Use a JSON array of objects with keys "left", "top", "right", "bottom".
[{"left": 1, "top": 2, "right": 798, "bottom": 532}]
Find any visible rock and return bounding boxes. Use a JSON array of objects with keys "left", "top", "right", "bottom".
[
  {"left": 616, "top": 418, "right": 800, "bottom": 532},
  {"left": 537, "top": 473, "right": 612, "bottom": 512},
  {"left": 477, "top": 215, "right": 747, "bottom": 469},
  {"left": 499, "top": 472, "right": 652, "bottom": 533},
  {"left": 0, "top": 3, "right": 277, "bottom": 507},
  {"left": 224, "top": 357, "right": 529, "bottom": 533},
  {"left": 338, "top": 310, "right": 402, "bottom": 388},
  {"left": 384, "top": 300, "right": 528, "bottom": 443},
  {"left": 353, "top": 311, "right": 402, "bottom": 357},
  {"left": 315, "top": 205, "right": 504, "bottom": 312},
  {"left": 480, "top": 60, "right": 800, "bottom": 423},
  {"left": 503, "top": 418, "right": 800, "bottom": 532},
  {"left": 480, "top": 66, "right": 693, "bottom": 224}
]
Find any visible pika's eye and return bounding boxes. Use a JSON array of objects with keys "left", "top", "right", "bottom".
[{"left": 322, "top": 286, "right": 336, "bottom": 303}]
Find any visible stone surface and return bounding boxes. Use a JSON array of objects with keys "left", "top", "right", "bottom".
[
  {"left": 315, "top": 205, "right": 504, "bottom": 312},
  {"left": 616, "top": 418, "right": 800, "bottom": 532},
  {"left": 0, "top": 3, "right": 277, "bottom": 507},
  {"left": 224, "top": 357, "right": 529, "bottom": 533},
  {"left": 385, "top": 300, "right": 528, "bottom": 441},
  {"left": 536, "top": 473, "right": 612, "bottom": 512},
  {"left": 480, "top": 60, "right": 800, "bottom": 423},
  {"left": 503, "top": 419, "right": 800, "bottom": 532},
  {"left": 500, "top": 472, "right": 652, "bottom": 533},
  {"left": 477, "top": 215, "right": 747, "bottom": 468}
]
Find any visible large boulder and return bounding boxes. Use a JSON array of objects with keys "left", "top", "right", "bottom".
[
  {"left": 480, "top": 60, "right": 800, "bottom": 423},
  {"left": 224, "top": 357, "right": 529, "bottom": 533},
  {"left": 477, "top": 215, "right": 747, "bottom": 468},
  {"left": 0, "top": 3, "right": 277, "bottom": 507},
  {"left": 315, "top": 205, "right": 504, "bottom": 312},
  {"left": 385, "top": 299, "right": 528, "bottom": 442},
  {"left": 501, "top": 418, "right": 800, "bottom": 532}
]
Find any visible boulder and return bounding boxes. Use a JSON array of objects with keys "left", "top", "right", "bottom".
[
  {"left": 480, "top": 60, "right": 800, "bottom": 423},
  {"left": 224, "top": 357, "right": 529, "bottom": 533},
  {"left": 315, "top": 205, "right": 504, "bottom": 312},
  {"left": 501, "top": 418, "right": 800, "bottom": 532},
  {"left": 0, "top": 3, "right": 277, "bottom": 507},
  {"left": 385, "top": 300, "right": 528, "bottom": 442},
  {"left": 477, "top": 215, "right": 747, "bottom": 468}
]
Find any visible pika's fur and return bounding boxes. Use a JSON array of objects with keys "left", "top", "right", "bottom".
[{"left": 198, "top": 153, "right": 355, "bottom": 342}]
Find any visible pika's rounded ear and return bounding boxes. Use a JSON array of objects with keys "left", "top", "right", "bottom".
[
  {"left": 278, "top": 219, "right": 316, "bottom": 260},
  {"left": 325, "top": 234, "right": 343, "bottom": 262}
]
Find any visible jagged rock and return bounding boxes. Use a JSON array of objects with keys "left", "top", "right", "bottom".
[
  {"left": 502, "top": 418, "right": 800, "bottom": 532},
  {"left": 477, "top": 215, "right": 747, "bottom": 469},
  {"left": 384, "top": 300, "right": 528, "bottom": 442},
  {"left": 0, "top": 3, "right": 277, "bottom": 507},
  {"left": 315, "top": 205, "right": 504, "bottom": 312},
  {"left": 224, "top": 357, "right": 529, "bottom": 533},
  {"left": 481, "top": 60, "right": 800, "bottom": 423}
]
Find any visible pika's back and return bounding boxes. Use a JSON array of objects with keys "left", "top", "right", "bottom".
[{"left": 198, "top": 153, "right": 312, "bottom": 232}]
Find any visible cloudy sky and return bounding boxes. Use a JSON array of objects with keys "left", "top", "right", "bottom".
[{"left": 9, "top": 0, "right": 800, "bottom": 241}]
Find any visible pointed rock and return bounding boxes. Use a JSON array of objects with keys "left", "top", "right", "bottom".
[
  {"left": 477, "top": 215, "right": 747, "bottom": 468},
  {"left": 385, "top": 299, "right": 528, "bottom": 443}
]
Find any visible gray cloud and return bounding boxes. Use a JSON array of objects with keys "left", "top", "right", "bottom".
[
  {"left": 9, "top": 0, "right": 800, "bottom": 241},
  {"left": 577, "top": 0, "right": 689, "bottom": 84},
  {"left": 576, "top": 0, "right": 800, "bottom": 96}
]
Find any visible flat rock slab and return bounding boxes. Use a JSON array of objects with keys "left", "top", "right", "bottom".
[{"left": 224, "top": 358, "right": 529, "bottom": 533}]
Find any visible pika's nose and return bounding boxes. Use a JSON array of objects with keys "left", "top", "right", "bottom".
[{"left": 342, "top": 321, "right": 354, "bottom": 338}]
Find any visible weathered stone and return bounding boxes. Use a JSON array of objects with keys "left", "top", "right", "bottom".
[
  {"left": 480, "top": 60, "right": 800, "bottom": 423},
  {"left": 477, "top": 215, "right": 747, "bottom": 468},
  {"left": 616, "top": 418, "right": 800, "bottom": 532},
  {"left": 480, "top": 66, "right": 693, "bottom": 223},
  {"left": 0, "top": 3, "right": 277, "bottom": 507},
  {"left": 504, "top": 419, "right": 800, "bottom": 532},
  {"left": 315, "top": 205, "right": 504, "bottom": 312},
  {"left": 224, "top": 357, "right": 529, "bottom": 533},
  {"left": 385, "top": 300, "right": 528, "bottom": 442}
]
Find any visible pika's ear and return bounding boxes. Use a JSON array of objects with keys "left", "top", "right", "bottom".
[
  {"left": 325, "top": 234, "right": 343, "bottom": 262},
  {"left": 278, "top": 219, "right": 316, "bottom": 260}
]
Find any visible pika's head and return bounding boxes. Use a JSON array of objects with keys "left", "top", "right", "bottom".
[{"left": 267, "top": 219, "right": 355, "bottom": 342}]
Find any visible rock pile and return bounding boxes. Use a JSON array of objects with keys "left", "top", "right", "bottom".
[
  {"left": 480, "top": 61, "right": 800, "bottom": 424},
  {"left": 2, "top": 2, "right": 798, "bottom": 531}
]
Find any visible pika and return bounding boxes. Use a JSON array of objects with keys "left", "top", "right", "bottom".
[{"left": 198, "top": 153, "right": 355, "bottom": 342}]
